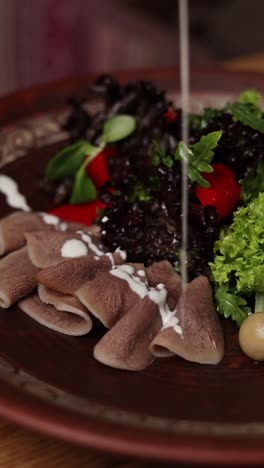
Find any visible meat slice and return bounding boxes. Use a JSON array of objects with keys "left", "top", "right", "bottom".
[
  {"left": 0, "top": 212, "right": 53, "bottom": 255},
  {"left": 26, "top": 230, "right": 106, "bottom": 268},
  {"left": 146, "top": 261, "right": 182, "bottom": 309},
  {"left": 94, "top": 267, "right": 182, "bottom": 370},
  {"left": 19, "top": 294, "right": 92, "bottom": 336},
  {"left": 0, "top": 247, "right": 38, "bottom": 308},
  {"left": 38, "top": 284, "right": 90, "bottom": 317},
  {"left": 36, "top": 251, "right": 126, "bottom": 295},
  {"left": 76, "top": 263, "right": 146, "bottom": 328},
  {"left": 94, "top": 294, "right": 161, "bottom": 370},
  {"left": 150, "top": 276, "right": 224, "bottom": 365}
]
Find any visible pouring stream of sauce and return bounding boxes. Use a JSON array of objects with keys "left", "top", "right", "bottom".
[{"left": 179, "top": 0, "right": 190, "bottom": 286}]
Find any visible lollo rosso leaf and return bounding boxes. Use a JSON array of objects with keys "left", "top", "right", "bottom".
[
  {"left": 70, "top": 165, "right": 97, "bottom": 204},
  {"left": 102, "top": 115, "right": 136, "bottom": 143},
  {"left": 46, "top": 140, "right": 97, "bottom": 181}
]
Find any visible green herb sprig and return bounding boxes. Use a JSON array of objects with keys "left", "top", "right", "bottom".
[
  {"left": 151, "top": 131, "right": 222, "bottom": 188},
  {"left": 46, "top": 114, "right": 136, "bottom": 204}
]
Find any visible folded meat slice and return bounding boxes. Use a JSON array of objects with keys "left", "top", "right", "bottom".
[
  {"left": 94, "top": 294, "right": 161, "bottom": 370},
  {"left": 94, "top": 267, "right": 182, "bottom": 370},
  {"left": 0, "top": 212, "right": 53, "bottom": 255},
  {"left": 150, "top": 276, "right": 224, "bottom": 365},
  {"left": 146, "top": 260, "right": 182, "bottom": 309},
  {"left": 0, "top": 247, "right": 38, "bottom": 308},
  {"left": 26, "top": 230, "right": 106, "bottom": 268},
  {"left": 0, "top": 211, "right": 98, "bottom": 256},
  {"left": 76, "top": 263, "right": 146, "bottom": 328},
  {"left": 19, "top": 294, "right": 92, "bottom": 336},
  {"left": 36, "top": 251, "right": 126, "bottom": 295},
  {"left": 38, "top": 284, "right": 89, "bottom": 315}
]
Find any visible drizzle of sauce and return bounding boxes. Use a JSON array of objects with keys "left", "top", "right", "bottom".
[
  {"left": 137, "top": 270, "right": 145, "bottom": 277},
  {"left": 179, "top": 0, "right": 190, "bottom": 286},
  {"left": 40, "top": 213, "right": 60, "bottom": 226},
  {"left": 105, "top": 252, "right": 115, "bottom": 268},
  {"left": 110, "top": 264, "right": 149, "bottom": 299},
  {"left": 115, "top": 248, "right": 127, "bottom": 261},
  {"left": 77, "top": 231, "right": 104, "bottom": 256},
  {"left": 0, "top": 175, "right": 30, "bottom": 211},
  {"left": 148, "top": 284, "right": 183, "bottom": 336},
  {"left": 61, "top": 239, "right": 88, "bottom": 258}
]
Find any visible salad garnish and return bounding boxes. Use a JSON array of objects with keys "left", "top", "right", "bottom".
[
  {"left": 210, "top": 192, "right": 264, "bottom": 326},
  {"left": 46, "top": 114, "right": 136, "bottom": 204}
]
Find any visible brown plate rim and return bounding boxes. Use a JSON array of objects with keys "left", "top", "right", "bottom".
[{"left": 1, "top": 68, "right": 264, "bottom": 465}]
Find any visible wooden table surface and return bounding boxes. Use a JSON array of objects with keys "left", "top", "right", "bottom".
[{"left": 1, "top": 57, "right": 264, "bottom": 468}]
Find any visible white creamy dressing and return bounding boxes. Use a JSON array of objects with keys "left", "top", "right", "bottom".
[
  {"left": 110, "top": 263, "right": 183, "bottom": 336},
  {"left": 137, "top": 270, "right": 145, "bottom": 277},
  {"left": 0, "top": 175, "right": 31, "bottom": 211},
  {"left": 61, "top": 239, "right": 88, "bottom": 258},
  {"left": 59, "top": 222, "right": 68, "bottom": 231},
  {"left": 115, "top": 248, "right": 127, "bottom": 261},
  {"left": 40, "top": 213, "right": 60, "bottom": 226},
  {"left": 110, "top": 264, "right": 149, "bottom": 299},
  {"left": 105, "top": 252, "right": 115, "bottom": 267},
  {"left": 77, "top": 230, "right": 104, "bottom": 256},
  {"left": 101, "top": 216, "right": 109, "bottom": 223},
  {"left": 148, "top": 284, "right": 183, "bottom": 336}
]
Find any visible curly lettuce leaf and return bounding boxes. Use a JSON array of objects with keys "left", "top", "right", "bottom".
[{"left": 211, "top": 192, "right": 264, "bottom": 324}]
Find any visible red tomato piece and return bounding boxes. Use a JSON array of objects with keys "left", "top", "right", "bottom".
[
  {"left": 164, "top": 110, "right": 177, "bottom": 123},
  {"left": 195, "top": 163, "right": 241, "bottom": 219},
  {"left": 49, "top": 200, "right": 106, "bottom": 226},
  {"left": 85, "top": 147, "right": 117, "bottom": 188}
]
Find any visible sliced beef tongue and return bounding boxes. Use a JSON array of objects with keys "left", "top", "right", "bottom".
[
  {"left": 26, "top": 230, "right": 106, "bottom": 268},
  {"left": 94, "top": 265, "right": 182, "bottom": 371},
  {"left": 94, "top": 293, "right": 162, "bottom": 371},
  {"left": 76, "top": 263, "right": 147, "bottom": 328},
  {"left": 146, "top": 260, "right": 182, "bottom": 309},
  {"left": 0, "top": 212, "right": 54, "bottom": 256},
  {"left": 0, "top": 210, "right": 100, "bottom": 257},
  {"left": 0, "top": 247, "right": 39, "bottom": 308},
  {"left": 150, "top": 276, "right": 225, "bottom": 365},
  {"left": 38, "top": 284, "right": 90, "bottom": 317},
  {"left": 19, "top": 294, "right": 92, "bottom": 336},
  {"left": 36, "top": 251, "right": 126, "bottom": 295}
]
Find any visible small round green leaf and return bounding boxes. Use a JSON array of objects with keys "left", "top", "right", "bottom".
[
  {"left": 46, "top": 141, "right": 98, "bottom": 181},
  {"left": 70, "top": 166, "right": 97, "bottom": 204},
  {"left": 102, "top": 115, "right": 136, "bottom": 143}
]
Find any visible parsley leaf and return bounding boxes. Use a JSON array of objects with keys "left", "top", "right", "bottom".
[
  {"left": 215, "top": 284, "right": 250, "bottom": 327},
  {"left": 229, "top": 102, "right": 264, "bottom": 133},
  {"left": 175, "top": 131, "right": 222, "bottom": 187}
]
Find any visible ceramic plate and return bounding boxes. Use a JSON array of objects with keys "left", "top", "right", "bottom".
[{"left": 1, "top": 70, "right": 264, "bottom": 466}]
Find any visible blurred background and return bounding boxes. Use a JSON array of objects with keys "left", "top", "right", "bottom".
[{"left": 0, "top": 0, "right": 263, "bottom": 96}]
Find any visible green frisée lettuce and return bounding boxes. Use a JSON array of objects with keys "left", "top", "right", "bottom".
[{"left": 210, "top": 192, "right": 264, "bottom": 326}]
